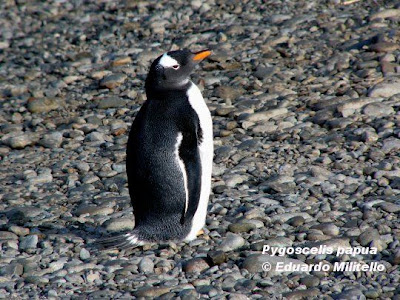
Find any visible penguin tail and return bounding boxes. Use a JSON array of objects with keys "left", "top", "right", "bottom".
[{"left": 93, "top": 232, "right": 141, "bottom": 251}]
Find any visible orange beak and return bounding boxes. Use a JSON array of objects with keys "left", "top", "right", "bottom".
[{"left": 193, "top": 49, "right": 211, "bottom": 61}]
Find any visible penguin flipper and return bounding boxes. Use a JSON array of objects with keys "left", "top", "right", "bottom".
[
  {"left": 179, "top": 146, "right": 202, "bottom": 225},
  {"left": 93, "top": 233, "right": 139, "bottom": 250}
]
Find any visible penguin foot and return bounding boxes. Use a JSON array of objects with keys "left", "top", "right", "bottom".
[{"left": 197, "top": 229, "right": 204, "bottom": 236}]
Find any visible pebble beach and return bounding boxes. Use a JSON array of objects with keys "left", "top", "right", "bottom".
[{"left": 0, "top": 0, "right": 400, "bottom": 299}]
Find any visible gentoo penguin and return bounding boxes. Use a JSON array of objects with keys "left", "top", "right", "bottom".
[{"left": 98, "top": 49, "right": 213, "bottom": 249}]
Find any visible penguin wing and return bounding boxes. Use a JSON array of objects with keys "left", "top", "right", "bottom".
[{"left": 179, "top": 127, "right": 202, "bottom": 225}]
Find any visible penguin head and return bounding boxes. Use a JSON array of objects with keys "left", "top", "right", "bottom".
[{"left": 145, "top": 49, "right": 211, "bottom": 93}]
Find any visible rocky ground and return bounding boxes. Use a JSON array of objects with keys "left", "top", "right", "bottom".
[{"left": 1, "top": 0, "right": 400, "bottom": 299}]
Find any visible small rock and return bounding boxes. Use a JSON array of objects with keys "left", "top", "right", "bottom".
[
  {"left": 183, "top": 258, "right": 210, "bottom": 273},
  {"left": 358, "top": 229, "right": 380, "bottom": 246},
  {"left": 283, "top": 288, "right": 319, "bottom": 299},
  {"left": 104, "top": 217, "right": 135, "bottom": 232},
  {"left": 138, "top": 257, "right": 154, "bottom": 274},
  {"left": 300, "top": 275, "right": 320, "bottom": 287},
  {"left": 271, "top": 212, "right": 312, "bottom": 223},
  {"left": 27, "top": 98, "right": 61, "bottom": 113},
  {"left": 3, "top": 133, "right": 39, "bottom": 149},
  {"left": 207, "top": 251, "right": 227, "bottom": 265},
  {"left": 310, "top": 223, "right": 339, "bottom": 236},
  {"left": 8, "top": 226, "right": 29, "bottom": 237},
  {"left": 39, "top": 132, "right": 63, "bottom": 148},
  {"left": 370, "top": 8, "right": 400, "bottom": 20},
  {"left": 24, "top": 276, "right": 49, "bottom": 285},
  {"left": 382, "top": 138, "right": 400, "bottom": 154},
  {"left": 369, "top": 42, "right": 400, "bottom": 53},
  {"left": 219, "top": 233, "right": 245, "bottom": 252},
  {"left": 287, "top": 216, "right": 305, "bottom": 226},
  {"left": 241, "top": 108, "right": 288, "bottom": 122},
  {"left": 85, "top": 132, "right": 105, "bottom": 143},
  {"left": 19, "top": 235, "right": 38, "bottom": 250},
  {"left": 215, "top": 86, "right": 244, "bottom": 101},
  {"left": 242, "top": 254, "right": 309, "bottom": 275},
  {"left": 368, "top": 79, "right": 400, "bottom": 98},
  {"left": 100, "top": 74, "right": 127, "bottom": 89},
  {"left": 228, "top": 222, "right": 256, "bottom": 233},
  {"left": 134, "top": 286, "right": 172, "bottom": 298},
  {"left": 379, "top": 202, "right": 400, "bottom": 213},
  {"left": 111, "top": 56, "right": 132, "bottom": 66},
  {"left": 79, "top": 248, "right": 91, "bottom": 260},
  {"left": 97, "top": 97, "right": 127, "bottom": 109}
]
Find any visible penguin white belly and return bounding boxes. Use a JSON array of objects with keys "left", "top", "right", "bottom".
[{"left": 185, "top": 82, "right": 213, "bottom": 241}]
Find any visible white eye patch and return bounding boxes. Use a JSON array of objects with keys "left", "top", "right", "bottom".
[{"left": 159, "top": 53, "right": 180, "bottom": 68}]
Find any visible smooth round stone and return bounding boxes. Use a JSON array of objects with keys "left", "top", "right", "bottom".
[
  {"left": 183, "top": 258, "right": 210, "bottom": 274},
  {"left": 287, "top": 216, "right": 305, "bottom": 226},
  {"left": 27, "top": 98, "right": 61, "bottom": 113},
  {"left": 219, "top": 233, "right": 245, "bottom": 252},
  {"left": 228, "top": 222, "right": 256, "bottom": 233},
  {"left": 98, "top": 97, "right": 127, "bottom": 109},
  {"left": 8, "top": 226, "right": 29, "bottom": 237},
  {"left": 79, "top": 248, "right": 91, "bottom": 260},
  {"left": 100, "top": 74, "right": 127, "bottom": 89},
  {"left": 138, "top": 257, "right": 154, "bottom": 274},
  {"left": 103, "top": 217, "right": 135, "bottom": 232},
  {"left": 40, "top": 132, "right": 63, "bottom": 148},
  {"left": 300, "top": 275, "right": 320, "bottom": 287}
]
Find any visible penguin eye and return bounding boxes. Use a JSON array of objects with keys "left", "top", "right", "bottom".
[{"left": 172, "top": 65, "right": 180, "bottom": 70}]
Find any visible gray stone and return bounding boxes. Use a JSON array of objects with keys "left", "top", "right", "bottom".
[
  {"left": 183, "top": 258, "right": 210, "bottom": 273},
  {"left": 219, "top": 233, "right": 245, "bottom": 252},
  {"left": 39, "top": 132, "right": 63, "bottom": 148},
  {"left": 104, "top": 217, "right": 135, "bottom": 232},
  {"left": 27, "top": 98, "right": 61, "bottom": 113},
  {"left": 100, "top": 74, "right": 127, "bottom": 89},
  {"left": 358, "top": 229, "right": 380, "bottom": 246},
  {"left": 368, "top": 79, "right": 400, "bottom": 98},
  {"left": 79, "top": 248, "right": 91, "bottom": 260},
  {"left": 228, "top": 222, "right": 256, "bottom": 233},
  {"left": 98, "top": 97, "right": 127, "bottom": 109},
  {"left": 19, "top": 235, "right": 38, "bottom": 250},
  {"left": 138, "top": 257, "right": 154, "bottom": 274},
  {"left": 242, "top": 254, "right": 309, "bottom": 275}
]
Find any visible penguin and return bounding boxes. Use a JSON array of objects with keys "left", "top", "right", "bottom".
[{"left": 97, "top": 49, "right": 213, "bottom": 249}]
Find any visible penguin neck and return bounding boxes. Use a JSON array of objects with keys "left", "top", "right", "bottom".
[{"left": 145, "top": 80, "right": 192, "bottom": 100}]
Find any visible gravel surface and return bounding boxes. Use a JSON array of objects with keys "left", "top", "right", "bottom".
[{"left": 1, "top": 0, "right": 400, "bottom": 299}]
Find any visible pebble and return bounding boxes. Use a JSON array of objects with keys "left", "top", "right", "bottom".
[
  {"left": 242, "top": 254, "right": 309, "bottom": 275},
  {"left": 104, "top": 217, "right": 135, "bottom": 231},
  {"left": 300, "top": 275, "right": 320, "bottom": 287},
  {"left": 39, "top": 132, "right": 63, "bottom": 148},
  {"left": 19, "top": 235, "right": 38, "bottom": 250},
  {"left": 219, "top": 233, "right": 245, "bottom": 252},
  {"left": 3, "top": 133, "right": 39, "bottom": 149},
  {"left": 79, "top": 248, "right": 91, "bottom": 260},
  {"left": 207, "top": 251, "right": 227, "bottom": 265},
  {"left": 134, "top": 286, "right": 172, "bottom": 298},
  {"left": 228, "top": 222, "right": 256, "bottom": 233},
  {"left": 98, "top": 97, "right": 127, "bottom": 109},
  {"left": 379, "top": 202, "right": 400, "bottom": 213},
  {"left": 183, "top": 258, "right": 210, "bottom": 274},
  {"left": 358, "top": 229, "right": 380, "bottom": 246},
  {"left": 138, "top": 257, "right": 154, "bottom": 274},
  {"left": 241, "top": 108, "right": 288, "bottom": 122},
  {"left": 27, "top": 98, "right": 61, "bottom": 113},
  {"left": 8, "top": 226, "right": 30, "bottom": 237},
  {"left": 368, "top": 79, "right": 400, "bottom": 98},
  {"left": 100, "top": 74, "right": 127, "bottom": 89}
]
